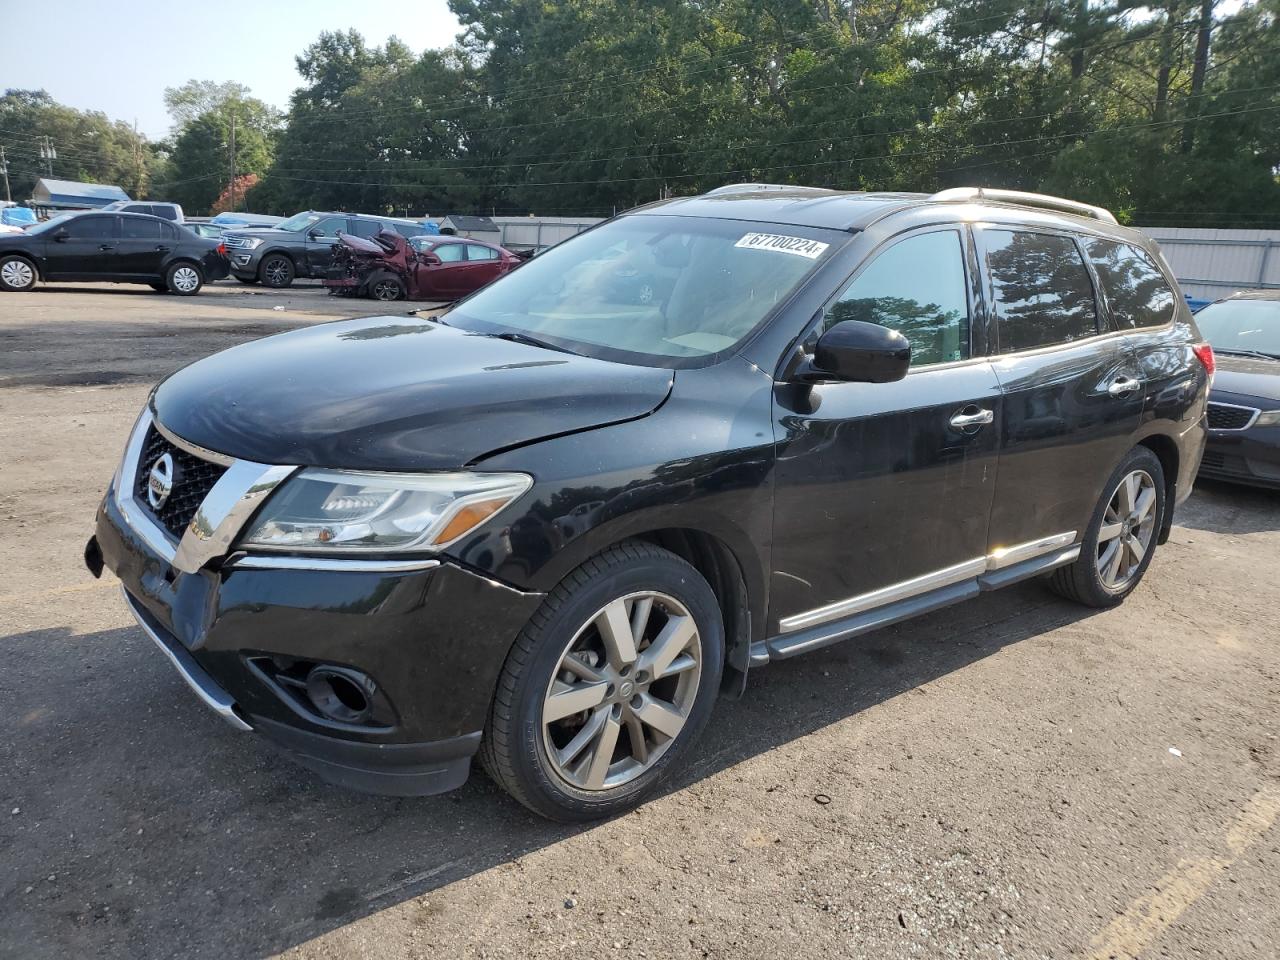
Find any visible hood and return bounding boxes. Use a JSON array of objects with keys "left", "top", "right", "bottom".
[
  {"left": 1211, "top": 353, "right": 1280, "bottom": 406},
  {"left": 152, "top": 317, "right": 673, "bottom": 470}
]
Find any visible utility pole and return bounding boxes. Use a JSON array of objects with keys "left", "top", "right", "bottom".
[
  {"left": 38, "top": 137, "right": 56, "bottom": 177},
  {"left": 228, "top": 109, "right": 237, "bottom": 213},
  {"left": 0, "top": 147, "right": 11, "bottom": 203},
  {"left": 132, "top": 120, "right": 145, "bottom": 198}
]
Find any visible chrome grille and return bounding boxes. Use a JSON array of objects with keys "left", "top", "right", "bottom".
[
  {"left": 133, "top": 426, "right": 229, "bottom": 539},
  {"left": 1206, "top": 402, "right": 1258, "bottom": 431}
]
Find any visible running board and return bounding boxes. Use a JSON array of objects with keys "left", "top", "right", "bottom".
[{"left": 750, "top": 545, "right": 1080, "bottom": 665}]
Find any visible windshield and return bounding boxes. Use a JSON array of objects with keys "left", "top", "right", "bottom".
[
  {"left": 277, "top": 212, "right": 325, "bottom": 232},
  {"left": 25, "top": 214, "right": 74, "bottom": 235},
  {"left": 446, "top": 214, "right": 840, "bottom": 365},
  {"left": 1194, "top": 299, "right": 1280, "bottom": 358}
]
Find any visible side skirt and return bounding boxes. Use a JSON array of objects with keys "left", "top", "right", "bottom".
[{"left": 749, "top": 545, "right": 1080, "bottom": 665}]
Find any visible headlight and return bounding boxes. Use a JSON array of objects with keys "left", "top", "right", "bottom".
[
  {"left": 239, "top": 469, "right": 532, "bottom": 553},
  {"left": 241, "top": 237, "right": 264, "bottom": 250},
  {"left": 1255, "top": 409, "right": 1280, "bottom": 428}
]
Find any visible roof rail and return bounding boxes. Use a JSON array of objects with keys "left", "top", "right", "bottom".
[
  {"left": 704, "top": 183, "right": 837, "bottom": 197},
  {"left": 930, "top": 187, "right": 1118, "bottom": 224}
]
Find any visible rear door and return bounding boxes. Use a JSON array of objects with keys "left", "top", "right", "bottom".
[
  {"left": 116, "top": 216, "right": 168, "bottom": 278},
  {"left": 44, "top": 214, "right": 120, "bottom": 279},
  {"left": 463, "top": 242, "right": 505, "bottom": 292},
  {"left": 769, "top": 227, "right": 1001, "bottom": 636},
  {"left": 304, "top": 216, "right": 350, "bottom": 276},
  {"left": 977, "top": 226, "right": 1144, "bottom": 554}
]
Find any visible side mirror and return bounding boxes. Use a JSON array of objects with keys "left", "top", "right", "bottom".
[
  {"left": 53, "top": 228, "right": 69, "bottom": 242},
  {"left": 810, "top": 320, "right": 911, "bottom": 383},
  {"left": 421, "top": 252, "right": 442, "bottom": 266},
  {"left": 308, "top": 230, "right": 323, "bottom": 240}
]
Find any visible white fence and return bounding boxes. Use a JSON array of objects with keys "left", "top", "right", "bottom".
[
  {"left": 492, "top": 216, "right": 604, "bottom": 250},
  {"left": 1139, "top": 227, "right": 1280, "bottom": 300}
]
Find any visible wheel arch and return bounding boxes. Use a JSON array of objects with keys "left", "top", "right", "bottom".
[
  {"left": 257, "top": 248, "right": 299, "bottom": 277},
  {"left": 1135, "top": 433, "right": 1179, "bottom": 544}
]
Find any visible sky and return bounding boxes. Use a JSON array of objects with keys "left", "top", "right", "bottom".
[{"left": 1, "top": 0, "right": 463, "bottom": 140}]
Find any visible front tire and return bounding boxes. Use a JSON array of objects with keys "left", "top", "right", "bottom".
[
  {"left": 0, "top": 255, "right": 37, "bottom": 292},
  {"left": 1047, "top": 446, "right": 1165, "bottom": 608},
  {"left": 165, "top": 262, "right": 203, "bottom": 296},
  {"left": 480, "top": 542, "right": 724, "bottom": 821},
  {"left": 369, "top": 274, "right": 407, "bottom": 301},
  {"left": 259, "top": 254, "right": 295, "bottom": 288}
]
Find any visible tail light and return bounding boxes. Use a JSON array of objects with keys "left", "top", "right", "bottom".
[
  {"left": 1193, "top": 342, "right": 1215, "bottom": 378},
  {"left": 217, "top": 242, "right": 227, "bottom": 257}
]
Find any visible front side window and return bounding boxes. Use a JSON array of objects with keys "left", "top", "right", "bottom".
[
  {"left": 433, "top": 242, "right": 466, "bottom": 263},
  {"left": 349, "top": 219, "right": 381, "bottom": 239},
  {"left": 447, "top": 214, "right": 839, "bottom": 364},
  {"left": 986, "top": 230, "right": 1099, "bottom": 352},
  {"left": 310, "top": 217, "right": 347, "bottom": 237},
  {"left": 1083, "top": 238, "right": 1176, "bottom": 330},
  {"left": 64, "top": 215, "right": 116, "bottom": 239},
  {"left": 823, "top": 230, "right": 970, "bottom": 366}
]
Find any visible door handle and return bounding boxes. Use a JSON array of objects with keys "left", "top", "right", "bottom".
[
  {"left": 98, "top": 243, "right": 115, "bottom": 251},
  {"left": 155, "top": 245, "right": 171, "bottom": 253},
  {"left": 1108, "top": 376, "right": 1143, "bottom": 396},
  {"left": 950, "top": 406, "right": 994, "bottom": 430}
]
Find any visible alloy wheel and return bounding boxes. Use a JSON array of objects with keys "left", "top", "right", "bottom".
[
  {"left": 2, "top": 259, "right": 34, "bottom": 289},
  {"left": 171, "top": 266, "right": 200, "bottom": 293},
  {"left": 263, "top": 258, "right": 289, "bottom": 286},
  {"left": 1096, "top": 468, "right": 1157, "bottom": 590},
  {"left": 372, "top": 279, "right": 401, "bottom": 301},
  {"left": 541, "top": 592, "right": 702, "bottom": 791}
]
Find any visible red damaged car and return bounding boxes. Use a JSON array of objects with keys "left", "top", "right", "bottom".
[{"left": 325, "top": 230, "right": 523, "bottom": 301}]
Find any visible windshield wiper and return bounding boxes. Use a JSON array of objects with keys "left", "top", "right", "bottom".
[
  {"left": 1213, "top": 347, "right": 1280, "bottom": 361},
  {"left": 486, "top": 330, "right": 574, "bottom": 354}
]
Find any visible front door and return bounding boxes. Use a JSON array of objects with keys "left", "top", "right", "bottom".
[
  {"left": 975, "top": 226, "right": 1145, "bottom": 553},
  {"left": 43, "top": 214, "right": 120, "bottom": 279},
  {"left": 304, "top": 216, "right": 350, "bottom": 277},
  {"left": 770, "top": 227, "right": 1000, "bottom": 637},
  {"left": 428, "top": 241, "right": 469, "bottom": 297}
]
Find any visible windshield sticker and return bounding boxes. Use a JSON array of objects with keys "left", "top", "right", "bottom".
[{"left": 734, "top": 233, "right": 829, "bottom": 259}]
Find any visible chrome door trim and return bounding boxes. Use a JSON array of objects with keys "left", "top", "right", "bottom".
[
  {"left": 227, "top": 555, "right": 442, "bottom": 573},
  {"left": 778, "top": 557, "right": 988, "bottom": 633},
  {"left": 121, "top": 587, "right": 253, "bottom": 732},
  {"left": 778, "top": 531, "right": 1079, "bottom": 633},
  {"left": 987, "top": 531, "right": 1077, "bottom": 570}
]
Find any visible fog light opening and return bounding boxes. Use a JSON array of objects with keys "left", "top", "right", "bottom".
[{"left": 305, "top": 666, "right": 374, "bottom": 724}]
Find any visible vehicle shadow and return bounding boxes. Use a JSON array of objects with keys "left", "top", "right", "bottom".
[
  {"left": 1176, "top": 478, "right": 1280, "bottom": 535},
  {"left": 1, "top": 582, "right": 1097, "bottom": 959}
]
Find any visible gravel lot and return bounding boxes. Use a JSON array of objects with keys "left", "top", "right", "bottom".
[{"left": 1, "top": 281, "right": 1278, "bottom": 960}]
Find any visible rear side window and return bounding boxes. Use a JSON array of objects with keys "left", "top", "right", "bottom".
[
  {"left": 985, "top": 230, "right": 1099, "bottom": 352},
  {"left": 434, "top": 243, "right": 466, "bottom": 263},
  {"left": 349, "top": 219, "right": 381, "bottom": 239},
  {"left": 466, "top": 244, "right": 500, "bottom": 261},
  {"left": 1083, "top": 238, "right": 1176, "bottom": 329},
  {"left": 823, "top": 230, "right": 970, "bottom": 366},
  {"left": 122, "top": 217, "right": 162, "bottom": 239},
  {"left": 151, "top": 205, "right": 177, "bottom": 221}
]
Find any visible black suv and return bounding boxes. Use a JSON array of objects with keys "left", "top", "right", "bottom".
[
  {"left": 0, "top": 211, "right": 229, "bottom": 295},
  {"left": 87, "top": 186, "right": 1210, "bottom": 820},
  {"left": 222, "top": 210, "right": 430, "bottom": 287}
]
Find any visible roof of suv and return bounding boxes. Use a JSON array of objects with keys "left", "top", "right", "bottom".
[{"left": 640, "top": 184, "right": 1121, "bottom": 234}]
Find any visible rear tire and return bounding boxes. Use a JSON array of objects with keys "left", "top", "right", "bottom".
[
  {"left": 0, "top": 254, "right": 37, "bottom": 292},
  {"left": 480, "top": 542, "right": 724, "bottom": 821},
  {"left": 259, "top": 254, "right": 294, "bottom": 288},
  {"left": 1047, "top": 446, "right": 1165, "bottom": 608},
  {"left": 166, "top": 262, "right": 203, "bottom": 296}
]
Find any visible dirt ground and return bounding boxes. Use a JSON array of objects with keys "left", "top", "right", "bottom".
[{"left": 1, "top": 281, "right": 1278, "bottom": 960}]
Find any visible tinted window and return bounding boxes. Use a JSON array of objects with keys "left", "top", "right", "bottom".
[
  {"left": 121, "top": 217, "right": 162, "bottom": 239},
  {"left": 1083, "top": 238, "right": 1175, "bottom": 330},
  {"left": 434, "top": 242, "right": 466, "bottom": 263},
  {"left": 160, "top": 222, "right": 179, "bottom": 240},
  {"left": 151, "top": 205, "right": 177, "bottom": 221},
  {"left": 310, "top": 217, "right": 347, "bottom": 237},
  {"left": 466, "top": 244, "right": 500, "bottom": 261},
  {"left": 824, "top": 230, "right": 970, "bottom": 366},
  {"left": 986, "top": 230, "right": 1098, "bottom": 352},
  {"left": 65, "top": 216, "right": 116, "bottom": 239},
  {"left": 349, "top": 219, "right": 381, "bottom": 239}
]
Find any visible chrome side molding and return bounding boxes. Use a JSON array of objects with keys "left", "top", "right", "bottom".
[
  {"left": 227, "top": 555, "right": 442, "bottom": 573},
  {"left": 778, "top": 532, "right": 1078, "bottom": 634}
]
